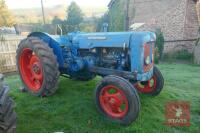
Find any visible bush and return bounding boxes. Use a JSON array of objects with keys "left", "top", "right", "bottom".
[
  {"left": 175, "top": 50, "right": 193, "bottom": 60},
  {"left": 154, "top": 47, "right": 160, "bottom": 64},
  {"left": 155, "top": 29, "right": 164, "bottom": 60},
  {"left": 163, "top": 49, "right": 193, "bottom": 62},
  {"left": 154, "top": 29, "right": 164, "bottom": 64}
]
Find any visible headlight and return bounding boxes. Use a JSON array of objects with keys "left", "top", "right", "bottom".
[{"left": 145, "top": 56, "right": 151, "bottom": 65}]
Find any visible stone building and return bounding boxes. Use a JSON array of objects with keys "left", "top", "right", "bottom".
[
  {"left": 108, "top": 0, "right": 199, "bottom": 53},
  {"left": 194, "top": 0, "right": 200, "bottom": 64}
]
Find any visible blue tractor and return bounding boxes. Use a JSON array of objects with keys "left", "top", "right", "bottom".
[{"left": 16, "top": 31, "right": 164, "bottom": 125}]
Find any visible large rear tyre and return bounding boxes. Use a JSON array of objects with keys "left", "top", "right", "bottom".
[
  {"left": 16, "top": 37, "right": 60, "bottom": 97},
  {"left": 134, "top": 66, "right": 164, "bottom": 96},
  {"left": 0, "top": 75, "right": 17, "bottom": 133},
  {"left": 94, "top": 75, "right": 140, "bottom": 125}
]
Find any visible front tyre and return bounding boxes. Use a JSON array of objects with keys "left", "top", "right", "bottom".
[
  {"left": 16, "top": 37, "right": 60, "bottom": 97},
  {"left": 134, "top": 66, "right": 164, "bottom": 96},
  {"left": 94, "top": 75, "right": 140, "bottom": 125}
]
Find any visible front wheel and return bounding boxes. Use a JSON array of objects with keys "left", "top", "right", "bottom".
[
  {"left": 94, "top": 75, "right": 140, "bottom": 125},
  {"left": 134, "top": 66, "right": 164, "bottom": 96}
]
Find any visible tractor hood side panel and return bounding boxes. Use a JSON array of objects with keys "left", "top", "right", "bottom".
[{"left": 70, "top": 32, "right": 133, "bottom": 49}]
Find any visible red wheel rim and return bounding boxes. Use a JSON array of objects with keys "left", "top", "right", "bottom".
[
  {"left": 134, "top": 76, "right": 157, "bottom": 93},
  {"left": 99, "top": 85, "right": 129, "bottom": 118},
  {"left": 19, "top": 48, "right": 43, "bottom": 92}
]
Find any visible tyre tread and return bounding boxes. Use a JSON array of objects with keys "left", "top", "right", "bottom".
[{"left": 16, "top": 37, "right": 60, "bottom": 97}]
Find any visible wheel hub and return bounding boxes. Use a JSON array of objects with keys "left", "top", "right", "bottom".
[
  {"left": 19, "top": 48, "right": 43, "bottom": 92},
  {"left": 109, "top": 98, "right": 116, "bottom": 104},
  {"left": 108, "top": 97, "right": 122, "bottom": 112},
  {"left": 134, "top": 76, "right": 157, "bottom": 93},
  {"left": 99, "top": 85, "right": 129, "bottom": 118},
  {"left": 32, "top": 63, "right": 41, "bottom": 74}
]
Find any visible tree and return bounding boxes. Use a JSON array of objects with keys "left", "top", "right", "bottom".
[
  {"left": 96, "top": 13, "right": 109, "bottom": 32},
  {"left": 0, "top": 0, "right": 14, "bottom": 27},
  {"left": 155, "top": 28, "right": 164, "bottom": 62},
  {"left": 52, "top": 16, "right": 63, "bottom": 25},
  {"left": 65, "top": 2, "right": 83, "bottom": 32},
  {"left": 108, "top": 0, "right": 124, "bottom": 31}
]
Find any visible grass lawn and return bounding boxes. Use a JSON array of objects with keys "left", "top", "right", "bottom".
[{"left": 5, "top": 63, "right": 200, "bottom": 133}]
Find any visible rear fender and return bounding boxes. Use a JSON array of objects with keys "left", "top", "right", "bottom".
[{"left": 28, "top": 32, "right": 65, "bottom": 67}]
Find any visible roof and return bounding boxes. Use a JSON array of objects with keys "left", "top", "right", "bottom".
[
  {"left": 108, "top": 0, "right": 116, "bottom": 8},
  {"left": 130, "top": 23, "right": 145, "bottom": 30}
]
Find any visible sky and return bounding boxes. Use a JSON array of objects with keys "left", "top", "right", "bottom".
[{"left": 5, "top": 0, "right": 111, "bottom": 9}]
